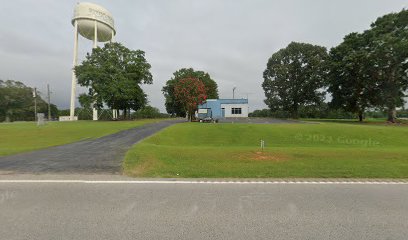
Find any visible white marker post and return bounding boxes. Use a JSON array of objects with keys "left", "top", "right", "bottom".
[{"left": 260, "top": 140, "right": 265, "bottom": 151}]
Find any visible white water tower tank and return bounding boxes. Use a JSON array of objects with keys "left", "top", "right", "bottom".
[{"left": 72, "top": 2, "right": 116, "bottom": 42}]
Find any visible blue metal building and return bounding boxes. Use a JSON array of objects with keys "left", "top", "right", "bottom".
[{"left": 197, "top": 99, "right": 249, "bottom": 119}]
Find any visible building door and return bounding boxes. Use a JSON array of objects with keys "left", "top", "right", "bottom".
[{"left": 221, "top": 108, "right": 225, "bottom": 118}]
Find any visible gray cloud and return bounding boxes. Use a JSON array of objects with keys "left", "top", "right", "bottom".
[{"left": 0, "top": 0, "right": 406, "bottom": 112}]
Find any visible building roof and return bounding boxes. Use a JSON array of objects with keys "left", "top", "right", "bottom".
[{"left": 204, "top": 99, "right": 248, "bottom": 104}]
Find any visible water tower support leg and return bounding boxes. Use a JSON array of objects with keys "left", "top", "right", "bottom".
[
  {"left": 92, "top": 20, "right": 98, "bottom": 121},
  {"left": 70, "top": 20, "right": 78, "bottom": 121},
  {"left": 110, "top": 29, "right": 116, "bottom": 120}
]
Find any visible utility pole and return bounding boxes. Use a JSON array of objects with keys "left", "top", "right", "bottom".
[
  {"left": 233, "top": 87, "right": 236, "bottom": 99},
  {"left": 47, "top": 84, "right": 51, "bottom": 120},
  {"left": 33, "top": 88, "right": 37, "bottom": 121}
]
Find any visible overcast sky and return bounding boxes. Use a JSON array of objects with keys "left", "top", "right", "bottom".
[{"left": 0, "top": 0, "right": 406, "bottom": 112}]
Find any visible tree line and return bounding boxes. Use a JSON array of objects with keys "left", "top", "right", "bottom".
[
  {"left": 262, "top": 9, "right": 408, "bottom": 122},
  {"left": 2, "top": 9, "right": 405, "bottom": 122},
  {"left": 0, "top": 80, "right": 58, "bottom": 122}
]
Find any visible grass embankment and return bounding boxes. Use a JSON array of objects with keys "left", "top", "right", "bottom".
[
  {"left": 0, "top": 119, "right": 164, "bottom": 156},
  {"left": 124, "top": 122, "right": 408, "bottom": 178}
]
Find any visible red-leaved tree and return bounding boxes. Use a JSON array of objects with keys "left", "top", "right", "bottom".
[{"left": 174, "top": 77, "right": 207, "bottom": 121}]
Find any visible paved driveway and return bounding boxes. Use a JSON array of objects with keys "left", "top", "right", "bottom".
[{"left": 0, "top": 119, "right": 183, "bottom": 174}]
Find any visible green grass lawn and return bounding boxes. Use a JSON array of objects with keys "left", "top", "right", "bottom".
[
  {"left": 123, "top": 122, "right": 408, "bottom": 178},
  {"left": 0, "top": 119, "right": 165, "bottom": 156},
  {"left": 301, "top": 117, "right": 408, "bottom": 124}
]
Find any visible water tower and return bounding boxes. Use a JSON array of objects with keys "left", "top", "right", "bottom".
[{"left": 70, "top": 2, "right": 116, "bottom": 121}]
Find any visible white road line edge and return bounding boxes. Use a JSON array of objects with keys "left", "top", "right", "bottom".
[{"left": 0, "top": 180, "right": 407, "bottom": 184}]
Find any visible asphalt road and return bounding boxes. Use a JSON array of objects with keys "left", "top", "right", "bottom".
[
  {"left": 0, "top": 181, "right": 407, "bottom": 240},
  {"left": 0, "top": 119, "right": 183, "bottom": 174}
]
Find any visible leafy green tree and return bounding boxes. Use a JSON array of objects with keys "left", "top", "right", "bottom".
[
  {"left": 75, "top": 42, "right": 152, "bottom": 119},
  {"left": 174, "top": 77, "right": 207, "bottom": 121},
  {"left": 262, "top": 42, "right": 328, "bottom": 119},
  {"left": 162, "top": 68, "right": 218, "bottom": 117},
  {"left": 327, "top": 32, "right": 379, "bottom": 121},
  {"left": 78, "top": 93, "right": 92, "bottom": 110},
  {"left": 364, "top": 9, "right": 408, "bottom": 122}
]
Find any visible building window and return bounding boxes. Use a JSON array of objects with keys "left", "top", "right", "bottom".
[{"left": 231, "top": 108, "right": 242, "bottom": 115}]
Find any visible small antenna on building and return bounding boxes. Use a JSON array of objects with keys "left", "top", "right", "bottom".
[{"left": 242, "top": 92, "right": 254, "bottom": 100}]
